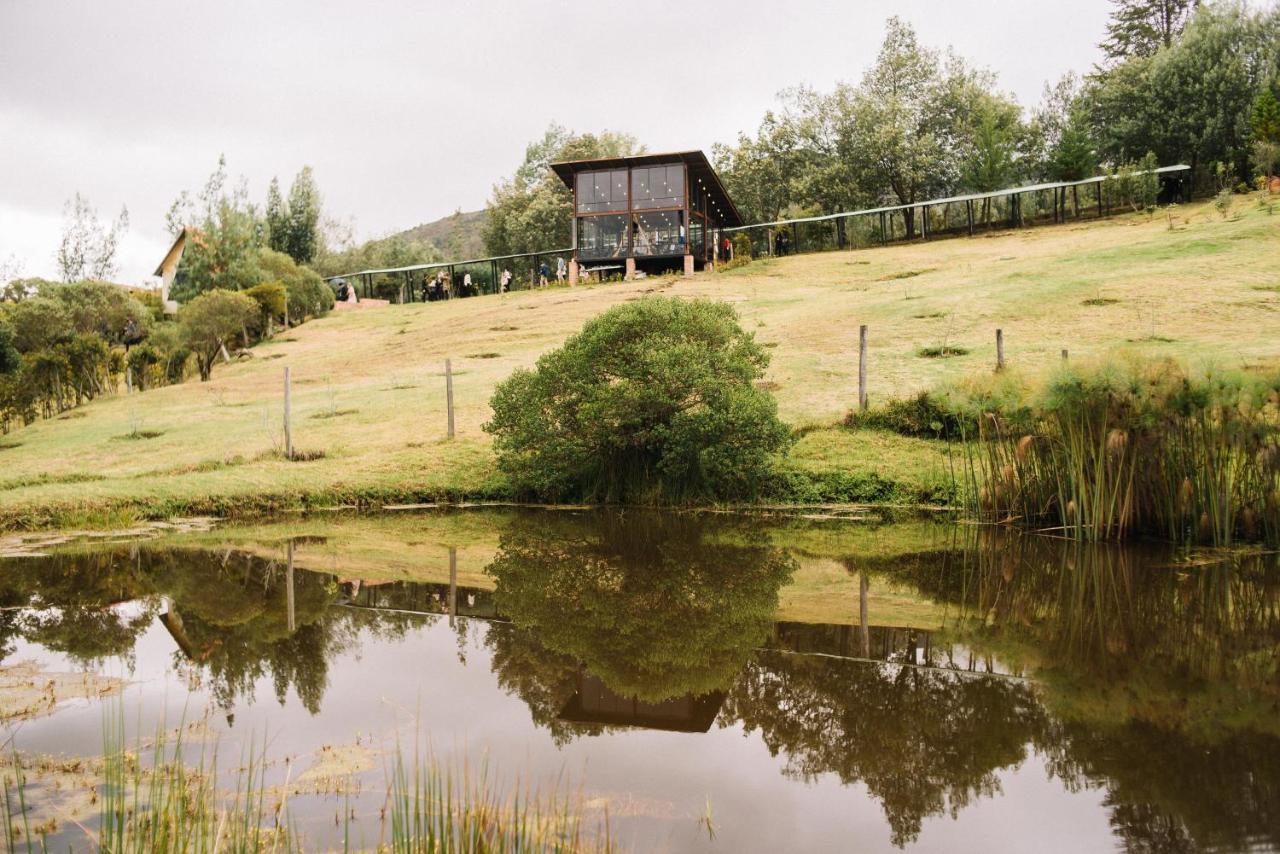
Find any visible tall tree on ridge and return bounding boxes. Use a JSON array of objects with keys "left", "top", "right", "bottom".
[{"left": 1102, "top": 0, "right": 1200, "bottom": 61}]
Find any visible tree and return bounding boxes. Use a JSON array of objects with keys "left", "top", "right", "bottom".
[
  {"left": 485, "top": 297, "right": 792, "bottom": 502},
  {"left": 56, "top": 193, "right": 129, "bottom": 283},
  {"left": 39, "top": 280, "right": 151, "bottom": 346},
  {"left": 6, "top": 297, "right": 73, "bottom": 353},
  {"left": 265, "top": 177, "right": 288, "bottom": 255},
  {"left": 1252, "top": 88, "right": 1280, "bottom": 144},
  {"left": 1102, "top": 0, "right": 1200, "bottom": 61},
  {"left": 167, "top": 157, "right": 265, "bottom": 302},
  {"left": 1084, "top": 4, "right": 1275, "bottom": 181},
  {"left": 244, "top": 282, "right": 287, "bottom": 338},
  {"left": 483, "top": 124, "right": 641, "bottom": 258},
  {"left": 178, "top": 289, "right": 260, "bottom": 381},
  {"left": 283, "top": 166, "right": 322, "bottom": 264},
  {"left": 844, "top": 19, "right": 1011, "bottom": 237}
]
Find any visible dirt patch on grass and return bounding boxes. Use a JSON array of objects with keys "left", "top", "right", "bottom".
[
  {"left": 0, "top": 440, "right": 24, "bottom": 451},
  {"left": 489, "top": 325, "right": 519, "bottom": 331},
  {"left": 57, "top": 411, "right": 88, "bottom": 420},
  {"left": 912, "top": 311, "right": 948, "bottom": 319},
  {"left": 879, "top": 268, "right": 936, "bottom": 281},
  {"left": 755, "top": 380, "right": 781, "bottom": 392},
  {"left": 468, "top": 352, "right": 502, "bottom": 359},
  {"left": 310, "top": 408, "right": 359, "bottom": 420},
  {"left": 113, "top": 430, "right": 164, "bottom": 440},
  {"left": 1082, "top": 297, "right": 1121, "bottom": 306}
]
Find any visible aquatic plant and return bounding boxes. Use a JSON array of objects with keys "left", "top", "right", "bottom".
[{"left": 943, "top": 357, "right": 1280, "bottom": 544}]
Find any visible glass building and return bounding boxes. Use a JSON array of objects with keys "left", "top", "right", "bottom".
[{"left": 551, "top": 151, "right": 743, "bottom": 279}]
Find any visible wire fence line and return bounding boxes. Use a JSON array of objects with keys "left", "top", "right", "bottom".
[{"left": 325, "top": 165, "right": 1192, "bottom": 302}]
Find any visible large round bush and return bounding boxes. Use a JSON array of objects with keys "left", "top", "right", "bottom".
[{"left": 484, "top": 296, "right": 791, "bottom": 502}]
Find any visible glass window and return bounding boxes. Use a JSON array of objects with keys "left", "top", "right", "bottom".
[
  {"left": 631, "top": 164, "right": 685, "bottom": 210},
  {"left": 576, "top": 169, "right": 628, "bottom": 213},
  {"left": 689, "top": 216, "right": 704, "bottom": 260},
  {"left": 632, "top": 210, "right": 685, "bottom": 256},
  {"left": 577, "top": 215, "right": 629, "bottom": 259}
]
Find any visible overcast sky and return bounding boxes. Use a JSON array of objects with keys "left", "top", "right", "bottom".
[{"left": 0, "top": 0, "right": 1113, "bottom": 284}]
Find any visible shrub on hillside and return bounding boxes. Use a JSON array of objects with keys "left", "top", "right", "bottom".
[
  {"left": 844, "top": 391, "right": 976, "bottom": 440},
  {"left": 179, "top": 289, "right": 260, "bottom": 381},
  {"left": 485, "top": 297, "right": 792, "bottom": 503}
]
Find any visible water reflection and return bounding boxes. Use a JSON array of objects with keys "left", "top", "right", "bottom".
[{"left": 1, "top": 513, "right": 1278, "bottom": 851}]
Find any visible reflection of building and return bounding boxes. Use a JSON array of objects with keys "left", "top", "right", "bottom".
[
  {"left": 550, "top": 151, "right": 743, "bottom": 282},
  {"left": 558, "top": 671, "right": 725, "bottom": 734}
]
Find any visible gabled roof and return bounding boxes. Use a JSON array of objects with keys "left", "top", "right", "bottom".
[
  {"left": 154, "top": 227, "right": 193, "bottom": 277},
  {"left": 550, "top": 150, "right": 744, "bottom": 228}
]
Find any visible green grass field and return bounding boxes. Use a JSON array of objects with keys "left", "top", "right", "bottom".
[{"left": 2, "top": 197, "right": 1277, "bottom": 527}]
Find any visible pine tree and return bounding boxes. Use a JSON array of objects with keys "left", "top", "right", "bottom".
[
  {"left": 1101, "top": 0, "right": 1199, "bottom": 61},
  {"left": 284, "top": 167, "right": 321, "bottom": 264},
  {"left": 265, "top": 177, "right": 289, "bottom": 255}
]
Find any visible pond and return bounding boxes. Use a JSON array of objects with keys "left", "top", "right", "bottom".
[{"left": 1, "top": 509, "right": 1278, "bottom": 852}]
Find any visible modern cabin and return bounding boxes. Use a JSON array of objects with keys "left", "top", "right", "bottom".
[{"left": 550, "top": 151, "right": 743, "bottom": 282}]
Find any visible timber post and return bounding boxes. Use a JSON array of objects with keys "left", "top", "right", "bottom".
[
  {"left": 858, "top": 324, "right": 868, "bottom": 412},
  {"left": 445, "top": 358, "right": 455, "bottom": 439},
  {"left": 996, "top": 329, "right": 1005, "bottom": 372},
  {"left": 283, "top": 366, "right": 292, "bottom": 460}
]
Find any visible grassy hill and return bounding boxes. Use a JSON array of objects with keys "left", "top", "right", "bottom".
[
  {"left": 396, "top": 208, "right": 487, "bottom": 259},
  {"left": 2, "top": 198, "right": 1277, "bottom": 527}
]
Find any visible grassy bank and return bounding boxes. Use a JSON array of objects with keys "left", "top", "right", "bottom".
[{"left": 2, "top": 198, "right": 1277, "bottom": 528}]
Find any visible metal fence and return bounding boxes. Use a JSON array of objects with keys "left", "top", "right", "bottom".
[
  {"left": 326, "top": 248, "right": 573, "bottom": 303},
  {"left": 325, "top": 165, "right": 1192, "bottom": 300},
  {"left": 723, "top": 165, "right": 1192, "bottom": 259}
]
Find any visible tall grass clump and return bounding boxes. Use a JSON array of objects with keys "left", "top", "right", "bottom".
[
  {"left": 387, "top": 747, "right": 613, "bottom": 853},
  {"left": 943, "top": 357, "right": 1280, "bottom": 545}
]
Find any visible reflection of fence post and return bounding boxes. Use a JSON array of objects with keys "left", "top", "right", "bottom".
[
  {"left": 859, "top": 570, "right": 869, "bottom": 658},
  {"left": 996, "top": 329, "right": 1005, "bottom": 372},
  {"left": 283, "top": 366, "right": 293, "bottom": 460},
  {"left": 286, "top": 540, "right": 296, "bottom": 633},
  {"left": 448, "top": 546, "right": 457, "bottom": 627},
  {"left": 858, "top": 325, "right": 868, "bottom": 412},
  {"left": 445, "top": 359, "right": 455, "bottom": 439}
]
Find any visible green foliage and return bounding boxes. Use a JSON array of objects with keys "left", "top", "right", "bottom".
[
  {"left": 488, "top": 512, "right": 795, "bottom": 703},
  {"left": 944, "top": 357, "right": 1280, "bottom": 546},
  {"left": 38, "top": 280, "right": 151, "bottom": 346},
  {"left": 0, "top": 322, "right": 19, "bottom": 375},
  {"left": 485, "top": 297, "right": 792, "bottom": 503},
  {"left": 844, "top": 390, "right": 975, "bottom": 440},
  {"left": 1084, "top": 4, "right": 1276, "bottom": 181},
  {"left": 178, "top": 289, "right": 260, "bottom": 381},
  {"left": 245, "top": 281, "right": 287, "bottom": 322},
  {"left": 1252, "top": 88, "right": 1280, "bottom": 143},
  {"left": 6, "top": 297, "right": 72, "bottom": 353},
  {"left": 713, "top": 18, "right": 1032, "bottom": 229},
  {"left": 482, "top": 124, "right": 641, "bottom": 258},
  {"left": 1101, "top": 0, "right": 1198, "bottom": 60}
]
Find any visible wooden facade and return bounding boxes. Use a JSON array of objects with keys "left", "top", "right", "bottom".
[{"left": 550, "top": 151, "right": 743, "bottom": 281}]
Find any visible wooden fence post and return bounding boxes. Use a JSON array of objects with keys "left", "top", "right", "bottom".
[
  {"left": 445, "top": 359, "right": 455, "bottom": 439},
  {"left": 858, "top": 325, "right": 868, "bottom": 412},
  {"left": 448, "top": 546, "right": 458, "bottom": 627},
  {"left": 1061, "top": 348, "right": 1069, "bottom": 361},
  {"left": 283, "top": 366, "right": 293, "bottom": 460},
  {"left": 286, "top": 539, "right": 296, "bottom": 633},
  {"left": 996, "top": 329, "right": 1005, "bottom": 372}
]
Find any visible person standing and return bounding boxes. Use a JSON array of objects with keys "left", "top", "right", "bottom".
[
  {"left": 463, "top": 271, "right": 473, "bottom": 295},
  {"left": 539, "top": 261, "right": 550, "bottom": 288},
  {"left": 556, "top": 256, "right": 566, "bottom": 285},
  {"left": 500, "top": 268, "right": 512, "bottom": 293}
]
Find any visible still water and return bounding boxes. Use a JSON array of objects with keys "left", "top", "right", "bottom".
[{"left": 2, "top": 510, "right": 1278, "bottom": 852}]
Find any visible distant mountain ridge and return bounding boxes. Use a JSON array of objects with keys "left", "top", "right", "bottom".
[{"left": 395, "top": 209, "right": 488, "bottom": 260}]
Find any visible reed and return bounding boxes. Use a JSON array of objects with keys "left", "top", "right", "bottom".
[
  {"left": 3, "top": 707, "right": 613, "bottom": 853},
  {"left": 944, "top": 357, "right": 1280, "bottom": 545}
]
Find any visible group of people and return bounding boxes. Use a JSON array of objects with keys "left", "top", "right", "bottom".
[{"left": 536, "top": 256, "right": 568, "bottom": 288}]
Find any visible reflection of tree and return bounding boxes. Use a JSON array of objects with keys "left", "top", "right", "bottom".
[
  {"left": 725, "top": 651, "right": 1048, "bottom": 847},
  {"left": 860, "top": 530, "right": 1280, "bottom": 850},
  {"left": 0, "top": 553, "right": 157, "bottom": 666},
  {"left": 486, "top": 511, "right": 795, "bottom": 704},
  {"left": 484, "top": 622, "right": 605, "bottom": 745},
  {"left": 1043, "top": 721, "right": 1280, "bottom": 852},
  {"left": 149, "top": 549, "right": 345, "bottom": 714}
]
